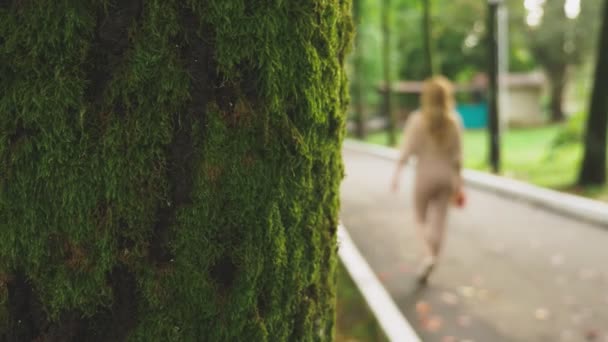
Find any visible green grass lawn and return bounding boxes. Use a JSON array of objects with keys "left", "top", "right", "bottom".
[
  {"left": 363, "top": 125, "right": 586, "bottom": 190},
  {"left": 336, "top": 262, "right": 388, "bottom": 342}
]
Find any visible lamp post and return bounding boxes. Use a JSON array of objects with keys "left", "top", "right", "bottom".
[{"left": 488, "top": 0, "right": 502, "bottom": 173}]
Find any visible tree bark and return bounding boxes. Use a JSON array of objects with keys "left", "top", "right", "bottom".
[
  {"left": 0, "top": 1, "right": 353, "bottom": 340},
  {"left": 578, "top": 0, "right": 608, "bottom": 186},
  {"left": 548, "top": 66, "right": 568, "bottom": 122},
  {"left": 382, "top": 0, "right": 396, "bottom": 146}
]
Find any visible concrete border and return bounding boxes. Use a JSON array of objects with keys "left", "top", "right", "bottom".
[
  {"left": 344, "top": 139, "right": 608, "bottom": 228},
  {"left": 338, "top": 224, "right": 421, "bottom": 342}
]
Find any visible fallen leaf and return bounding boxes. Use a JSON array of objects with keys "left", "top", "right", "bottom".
[
  {"left": 441, "top": 292, "right": 459, "bottom": 306},
  {"left": 424, "top": 315, "right": 442, "bottom": 333},
  {"left": 535, "top": 308, "right": 550, "bottom": 321},
  {"left": 472, "top": 275, "right": 484, "bottom": 287},
  {"left": 442, "top": 336, "right": 457, "bottom": 342},
  {"left": 585, "top": 329, "right": 598, "bottom": 341},
  {"left": 458, "top": 286, "right": 475, "bottom": 298},
  {"left": 416, "top": 301, "right": 431, "bottom": 317}
]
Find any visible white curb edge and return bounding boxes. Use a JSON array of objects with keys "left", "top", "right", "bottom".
[
  {"left": 344, "top": 139, "right": 608, "bottom": 228},
  {"left": 338, "top": 224, "right": 421, "bottom": 342}
]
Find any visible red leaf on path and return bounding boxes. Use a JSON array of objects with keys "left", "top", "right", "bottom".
[
  {"left": 423, "top": 315, "right": 442, "bottom": 333},
  {"left": 584, "top": 329, "right": 598, "bottom": 341},
  {"left": 416, "top": 301, "right": 431, "bottom": 318},
  {"left": 535, "top": 308, "right": 550, "bottom": 321}
]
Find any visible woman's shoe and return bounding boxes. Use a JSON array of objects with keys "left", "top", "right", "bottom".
[{"left": 416, "top": 256, "right": 436, "bottom": 285}]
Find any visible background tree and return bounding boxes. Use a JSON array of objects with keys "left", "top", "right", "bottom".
[
  {"left": 0, "top": 1, "right": 352, "bottom": 340},
  {"left": 397, "top": 0, "right": 492, "bottom": 82},
  {"left": 422, "top": 0, "right": 436, "bottom": 77},
  {"left": 578, "top": 0, "right": 608, "bottom": 186},
  {"left": 523, "top": 0, "right": 601, "bottom": 122},
  {"left": 382, "top": 0, "right": 397, "bottom": 145},
  {"left": 352, "top": 0, "right": 367, "bottom": 138}
]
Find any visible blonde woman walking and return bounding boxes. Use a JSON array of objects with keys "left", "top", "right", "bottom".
[{"left": 391, "top": 76, "right": 464, "bottom": 284}]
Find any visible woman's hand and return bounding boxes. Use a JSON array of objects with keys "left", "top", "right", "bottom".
[{"left": 452, "top": 175, "right": 466, "bottom": 207}]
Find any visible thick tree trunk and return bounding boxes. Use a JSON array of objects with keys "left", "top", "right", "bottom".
[
  {"left": 578, "top": 0, "right": 608, "bottom": 186},
  {"left": 352, "top": 0, "right": 366, "bottom": 139},
  {"left": 0, "top": 1, "right": 352, "bottom": 340},
  {"left": 382, "top": 0, "right": 396, "bottom": 146},
  {"left": 548, "top": 66, "right": 568, "bottom": 122}
]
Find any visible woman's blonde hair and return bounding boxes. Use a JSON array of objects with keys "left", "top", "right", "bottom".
[{"left": 421, "top": 76, "right": 458, "bottom": 145}]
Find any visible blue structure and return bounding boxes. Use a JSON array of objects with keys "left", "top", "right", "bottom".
[{"left": 456, "top": 102, "right": 488, "bottom": 129}]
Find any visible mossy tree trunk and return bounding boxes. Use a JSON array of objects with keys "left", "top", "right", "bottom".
[
  {"left": 578, "top": 0, "right": 608, "bottom": 186},
  {"left": 0, "top": 1, "right": 352, "bottom": 341}
]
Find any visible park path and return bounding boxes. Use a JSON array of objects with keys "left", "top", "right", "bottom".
[{"left": 340, "top": 144, "right": 608, "bottom": 342}]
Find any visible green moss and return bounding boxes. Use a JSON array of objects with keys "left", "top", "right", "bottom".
[{"left": 1, "top": 0, "right": 352, "bottom": 340}]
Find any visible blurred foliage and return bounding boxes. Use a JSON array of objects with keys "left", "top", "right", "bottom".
[
  {"left": 552, "top": 111, "right": 587, "bottom": 148},
  {"left": 335, "top": 262, "right": 388, "bottom": 342},
  {"left": 349, "top": 0, "right": 602, "bottom": 119},
  {"left": 521, "top": 0, "right": 601, "bottom": 72}
]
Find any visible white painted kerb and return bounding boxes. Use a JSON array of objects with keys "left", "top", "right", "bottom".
[
  {"left": 344, "top": 139, "right": 608, "bottom": 228},
  {"left": 338, "top": 224, "right": 421, "bottom": 342}
]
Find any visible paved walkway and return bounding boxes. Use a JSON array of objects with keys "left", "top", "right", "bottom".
[{"left": 340, "top": 145, "right": 608, "bottom": 342}]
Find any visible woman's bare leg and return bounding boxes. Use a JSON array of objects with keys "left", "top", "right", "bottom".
[
  {"left": 414, "top": 194, "right": 433, "bottom": 259},
  {"left": 417, "top": 191, "right": 451, "bottom": 284},
  {"left": 427, "top": 192, "right": 451, "bottom": 258}
]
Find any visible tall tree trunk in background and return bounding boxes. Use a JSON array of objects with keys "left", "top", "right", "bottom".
[
  {"left": 382, "top": 0, "right": 396, "bottom": 146},
  {"left": 353, "top": 0, "right": 366, "bottom": 139},
  {"left": 578, "top": 0, "right": 608, "bottom": 186},
  {"left": 0, "top": 1, "right": 352, "bottom": 340},
  {"left": 422, "top": 0, "right": 435, "bottom": 78},
  {"left": 548, "top": 65, "right": 568, "bottom": 122}
]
